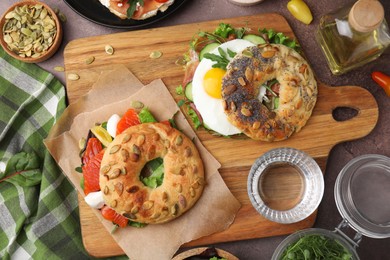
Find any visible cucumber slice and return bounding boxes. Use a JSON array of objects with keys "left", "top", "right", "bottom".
[
  {"left": 199, "top": 42, "right": 220, "bottom": 60},
  {"left": 185, "top": 82, "right": 193, "bottom": 101},
  {"left": 243, "top": 34, "right": 266, "bottom": 45}
]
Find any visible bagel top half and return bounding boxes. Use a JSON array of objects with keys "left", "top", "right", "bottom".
[
  {"left": 99, "top": 122, "right": 205, "bottom": 224},
  {"left": 222, "top": 43, "right": 318, "bottom": 141}
]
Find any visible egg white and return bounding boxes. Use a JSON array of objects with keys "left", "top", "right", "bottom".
[{"left": 192, "top": 39, "right": 255, "bottom": 136}]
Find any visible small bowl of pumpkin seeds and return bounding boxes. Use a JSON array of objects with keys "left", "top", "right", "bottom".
[{"left": 0, "top": 1, "right": 63, "bottom": 63}]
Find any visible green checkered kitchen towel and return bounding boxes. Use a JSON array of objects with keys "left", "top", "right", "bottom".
[{"left": 0, "top": 46, "right": 89, "bottom": 259}]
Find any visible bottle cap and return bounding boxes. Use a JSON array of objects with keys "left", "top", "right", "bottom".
[{"left": 348, "top": 0, "right": 384, "bottom": 33}]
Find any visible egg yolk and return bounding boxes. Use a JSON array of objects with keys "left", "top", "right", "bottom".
[{"left": 203, "top": 68, "right": 226, "bottom": 99}]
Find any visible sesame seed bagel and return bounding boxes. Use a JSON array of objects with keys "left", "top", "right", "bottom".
[
  {"left": 222, "top": 43, "right": 317, "bottom": 141},
  {"left": 99, "top": 122, "right": 205, "bottom": 224}
]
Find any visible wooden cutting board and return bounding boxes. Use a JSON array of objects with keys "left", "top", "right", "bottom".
[{"left": 63, "top": 14, "right": 378, "bottom": 257}]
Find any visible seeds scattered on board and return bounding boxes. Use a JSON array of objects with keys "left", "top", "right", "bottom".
[
  {"left": 105, "top": 45, "right": 114, "bottom": 55},
  {"left": 67, "top": 73, "right": 80, "bottom": 81},
  {"left": 2, "top": 4, "right": 57, "bottom": 59},
  {"left": 149, "top": 51, "right": 162, "bottom": 59}
]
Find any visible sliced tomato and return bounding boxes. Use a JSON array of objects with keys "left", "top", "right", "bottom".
[
  {"left": 82, "top": 137, "right": 103, "bottom": 165},
  {"left": 155, "top": 0, "right": 169, "bottom": 3},
  {"left": 116, "top": 108, "right": 141, "bottom": 135},
  {"left": 101, "top": 205, "right": 129, "bottom": 228},
  {"left": 82, "top": 150, "right": 104, "bottom": 195}
]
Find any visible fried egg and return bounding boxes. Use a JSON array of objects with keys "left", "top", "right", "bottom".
[{"left": 192, "top": 39, "right": 255, "bottom": 136}]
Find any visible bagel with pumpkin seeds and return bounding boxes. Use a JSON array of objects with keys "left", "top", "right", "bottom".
[
  {"left": 99, "top": 122, "right": 205, "bottom": 224},
  {"left": 222, "top": 43, "right": 317, "bottom": 141}
]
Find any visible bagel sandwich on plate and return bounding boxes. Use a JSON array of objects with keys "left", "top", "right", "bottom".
[
  {"left": 180, "top": 23, "right": 318, "bottom": 141},
  {"left": 99, "top": 0, "right": 175, "bottom": 20},
  {"left": 79, "top": 104, "right": 205, "bottom": 229}
]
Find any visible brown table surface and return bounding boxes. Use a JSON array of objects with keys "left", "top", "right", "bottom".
[{"left": 1, "top": 0, "right": 389, "bottom": 259}]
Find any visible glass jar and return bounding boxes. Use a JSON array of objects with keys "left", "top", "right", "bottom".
[
  {"left": 271, "top": 154, "right": 390, "bottom": 259},
  {"left": 316, "top": 0, "right": 390, "bottom": 75},
  {"left": 247, "top": 147, "right": 324, "bottom": 224}
]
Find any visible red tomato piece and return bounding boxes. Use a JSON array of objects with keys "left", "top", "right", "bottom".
[
  {"left": 82, "top": 150, "right": 104, "bottom": 195},
  {"left": 82, "top": 137, "right": 103, "bottom": 165},
  {"left": 155, "top": 0, "right": 169, "bottom": 3},
  {"left": 101, "top": 205, "right": 129, "bottom": 228},
  {"left": 116, "top": 108, "right": 141, "bottom": 135}
]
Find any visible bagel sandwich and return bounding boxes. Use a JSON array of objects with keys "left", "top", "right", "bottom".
[
  {"left": 79, "top": 105, "right": 205, "bottom": 228},
  {"left": 180, "top": 23, "right": 317, "bottom": 141}
]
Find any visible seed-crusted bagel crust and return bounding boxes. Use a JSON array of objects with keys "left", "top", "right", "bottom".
[
  {"left": 99, "top": 122, "right": 205, "bottom": 224},
  {"left": 222, "top": 43, "right": 317, "bottom": 141}
]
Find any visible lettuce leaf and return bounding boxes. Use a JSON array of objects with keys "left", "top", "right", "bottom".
[{"left": 140, "top": 158, "right": 164, "bottom": 188}]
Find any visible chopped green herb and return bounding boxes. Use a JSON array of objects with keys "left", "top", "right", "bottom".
[
  {"left": 75, "top": 166, "right": 82, "bottom": 173},
  {"left": 214, "top": 23, "right": 235, "bottom": 38},
  {"left": 187, "top": 106, "right": 202, "bottom": 129},
  {"left": 259, "top": 28, "right": 300, "bottom": 51}
]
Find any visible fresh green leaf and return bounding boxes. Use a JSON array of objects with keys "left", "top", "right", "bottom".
[
  {"left": 75, "top": 166, "right": 83, "bottom": 173},
  {"left": 0, "top": 152, "right": 42, "bottom": 187},
  {"left": 127, "top": 0, "right": 144, "bottom": 19},
  {"left": 138, "top": 107, "right": 157, "bottom": 123},
  {"left": 175, "top": 85, "right": 183, "bottom": 95},
  {"left": 227, "top": 48, "right": 237, "bottom": 58},
  {"left": 140, "top": 158, "right": 164, "bottom": 188},
  {"left": 235, "top": 27, "right": 246, "bottom": 39},
  {"left": 203, "top": 47, "right": 232, "bottom": 70}
]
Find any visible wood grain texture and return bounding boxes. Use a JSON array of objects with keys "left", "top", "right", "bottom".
[{"left": 64, "top": 14, "right": 378, "bottom": 257}]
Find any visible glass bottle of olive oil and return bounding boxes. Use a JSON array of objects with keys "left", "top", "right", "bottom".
[{"left": 316, "top": 0, "right": 390, "bottom": 75}]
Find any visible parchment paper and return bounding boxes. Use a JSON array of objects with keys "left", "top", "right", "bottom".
[{"left": 44, "top": 65, "right": 241, "bottom": 260}]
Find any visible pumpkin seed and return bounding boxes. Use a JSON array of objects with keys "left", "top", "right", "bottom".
[
  {"left": 67, "top": 73, "right": 80, "bottom": 81},
  {"left": 85, "top": 56, "right": 95, "bottom": 65},
  {"left": 142, "top": 201, "right": 154, "bottom": 210},
  {"left": 110, "top": 144, "right": 121, "bottom": 154},
  {"left": 149, "top": 50, "right": 162, "bottom": 59},
  {"left": 58, "top": 12, "right": 67, "bottom": 23},
  {"left": 105, "top": 45, "right": 114, "bottom": 55},
  {"left": 131, "top": 100, "right": 144, "bottom": 109},
  {"left": 54, "top": 66, "right": 64, "bottom": 72},
  {"left": 178, "top": 194, "right": 187, "bottom": 208}
]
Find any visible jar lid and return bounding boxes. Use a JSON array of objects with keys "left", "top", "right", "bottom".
[
  {"left": 348, "top": 0, "right": 384, "bottom": 33},
  {"left": 334, "top": 154, "right": 390, "bottom": 238}
]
